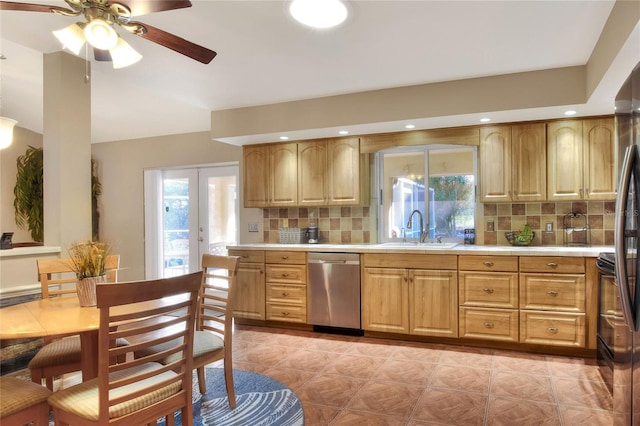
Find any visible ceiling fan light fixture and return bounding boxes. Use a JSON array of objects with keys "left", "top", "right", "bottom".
[
  {"left": 0, "top": 117, "right": 18, "bottom": 150},
  {"left": 289, "top": 0, "right": 348, "bottom": 29},
  {"left": 53, "top": 23, "right": 86, "bottom": 55},
  {"left": 110, "top": 37, "right": 142, "bottom": 69},
  {"left": 84, "top": 18, "right": 118, "bottom": 50}
]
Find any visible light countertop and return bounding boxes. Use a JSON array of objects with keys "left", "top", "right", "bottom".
[{"left": 227, "top": 243, "right": 613, "bottom": 257}]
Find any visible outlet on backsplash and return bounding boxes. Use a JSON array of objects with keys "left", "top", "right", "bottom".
[{"left": 487, "top": 220, "right": 495, "bottom": 232}]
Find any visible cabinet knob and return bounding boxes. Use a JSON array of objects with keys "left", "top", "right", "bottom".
[
  {"left": 547, "top": 262, "right": 558, "bottom": 268},
  {"left": 547, "top": 290, "right": 558, "bottom": 296},
  {"left": 483, "top": 322, "right": 495, "bottom": 328},
  {"left": 282, "top": 311, "right": 290, "bottom": 316},
  {"left": 241, "top": 255, "right": 249, "bottom": 258},
  {"left": 483, "top": 261, "right": 494, "bottom": 267},
  {"left": 483, "top": 288, "right": 494, "bottom": 294},
  {"left": 547, "top": 327, "right": 558, "bottom": 334},
  {"left": 282, "top": 292, "right": 289, "bottom": 297},
  {"left": 282, "top": 273, "right": 289, "bottom": 277},
  {"left": 281, "top": 256, "right": 288, "bottom": 260}
]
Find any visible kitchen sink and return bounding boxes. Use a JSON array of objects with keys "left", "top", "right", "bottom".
[{"left": 379, "top": 242, "right": 458, "bottom": 249}]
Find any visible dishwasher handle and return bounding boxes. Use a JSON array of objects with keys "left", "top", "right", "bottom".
[{"left": 309, "top": 259, "right": 359, "bottom": 265}]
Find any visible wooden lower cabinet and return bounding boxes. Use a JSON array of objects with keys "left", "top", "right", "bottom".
[
  {"left": 228, "top": 250, "right": 266, "bottom": 320},
  {"left": 362, "top": 254, "right": 458, "bottom": 338},
  {"left": 362, "top": 268, "right": 408, "bottom": 334},
  {"left": 265, "top": 251, "right": 307, "bottom": 324}
]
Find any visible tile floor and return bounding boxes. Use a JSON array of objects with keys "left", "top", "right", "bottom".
[{"left": 230, "top": 324, "right": 621, "bottom": 426}]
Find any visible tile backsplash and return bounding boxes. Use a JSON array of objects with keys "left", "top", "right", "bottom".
[
  {"left": 263, "top": 207, "right": 373, "bottom": 244},
  {"left": 481, "top": 201, "right": 615, "bottom": 246}
]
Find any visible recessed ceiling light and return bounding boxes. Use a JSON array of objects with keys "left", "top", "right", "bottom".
[
  {"left": 279, "top": 136, "right": 289, "bottom": 140},
  {"left": 404, "top": 124, "right": 415, "bottom": 129},
  {"left": 564, "top": 110, "right": 577, "bottom": 116},
  {"left": 338, "top": 130, "right": 349, "bottom": 135},
  {"left": 480, "top": 118, "right": 491, "bottom": 123},
  {"left": 289, "top": 0, "right": 348, "bottom": 29}
]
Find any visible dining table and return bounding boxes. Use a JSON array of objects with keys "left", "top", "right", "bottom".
[{"left": 0, "top": 295, "right": 101, "bottom": 380}]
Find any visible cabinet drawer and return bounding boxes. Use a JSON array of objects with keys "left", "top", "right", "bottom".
[
  {"left": 520, "top": 273, "right": 585, "bottom": 312},
  {"left": 459, "top": 307, "right": 519, "bottom": 342},
  {"left": 267, "top": 283, "right": 306, "bottom": 305},
  {"left": 266, "top": 264, "right": 307, "bottom": 284},
  {"left": 266, "top": 251, "right": 306, "bottom": 265},
  {"left": 458, "top": 255, "right": 518, "bottom": 272},
  {"left": 520, "top": 311, "right": 585, "bottom": 347},
  {"left": 519, "top": 256, "right": 585, "bottom": 273},
  {"left": 266, "top": 303, "right": 307, "bottom": 323},
  {"left": 459, "top": 272, "right": 518, "bottom": 308},
  {"left": 228, "top": 250, "right": 265, "bottom": 264},
  {"left": 363, "top": 253, "right": 457, "bottom": 270}
]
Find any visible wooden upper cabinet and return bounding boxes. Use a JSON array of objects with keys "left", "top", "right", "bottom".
[
  {"left": 480, "top": 126, "right": 511, "bottom": 202},
  {"left": 328, "top": 138, "right": 361, "bottom": 205},
  {"left": 298, "top": 140, "right": 328, "bottom": 206},
  {"left": 479, "top": 123, "right": 545, "bottom": 202},
  {"left": 269, "top": 143, "right": 298, "bottom": 206},
  {"left": 243, "top": 145, "right": 270, "bottom": 207},
  {"left": 297, "top": 137, "right": 362, "bottom": 206},
  {"left": 243, "top": 143, "right": 297, "bottom": 207},
  {"left": 547, "top": 118, "right": 616, "bottom": 201},
  {"left": 511, "top": 123, "right": 546, "bottom": 201},
  {"left": 583, "top": 118, "right": 616, "bottom": 200}
]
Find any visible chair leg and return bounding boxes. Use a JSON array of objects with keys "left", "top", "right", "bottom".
[
  {"left": 224, "top": 360, "right": 236, "bottom": 408},
  {"left": 196, "top": 366, "right": 207, "bottom": 394}
]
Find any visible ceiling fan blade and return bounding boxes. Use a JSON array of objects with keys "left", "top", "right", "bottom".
[
  {"left": 0, "top": 0, "right": 75, "bottom": 14},
  {"left": 118, "top": 0, "right": 192, "bottom": 17},
  {"left": 131, "top": 22, "right": 217, "bottom": 64},
  {"left": 94, "top": 49, "right": 112, "bottom": 62}
]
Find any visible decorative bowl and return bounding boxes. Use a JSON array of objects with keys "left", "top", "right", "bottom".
[{"left": 505, "top": 231, "right": 535, "bottom": 246}]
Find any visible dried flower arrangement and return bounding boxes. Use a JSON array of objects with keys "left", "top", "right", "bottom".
[{"left": 68, "top": 240, "right": 111, "bottom": 279}]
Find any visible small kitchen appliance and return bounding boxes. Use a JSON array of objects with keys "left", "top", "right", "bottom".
[{"left": 307, "top": 225, "right": 319, "bottom": 244}]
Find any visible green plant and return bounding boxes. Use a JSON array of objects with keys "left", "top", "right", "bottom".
[
  {"left": 68, "top": 240, "right": 111, "bottom": 279},
  {"left": 13, "top": 146, "right": 44, "bottom": 241},
  {"left": 13, "top": 146, "right": 103, "bottom": 242}
]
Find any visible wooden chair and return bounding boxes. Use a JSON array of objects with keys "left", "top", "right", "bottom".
[
  {"left": 137, "top": 254, "right": 240, "bottom": 408},
  {"left": 47, "top": 271, "right": 202, "bottom": 426},
  {"left": 0, "top": 377, "right": 52, "bottom": 425},
  {"left": 29, "top": 255, "right": 120, "bottom": 390}
]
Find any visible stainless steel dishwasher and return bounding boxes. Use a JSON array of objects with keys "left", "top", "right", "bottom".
[{"left": 308, "top": 252, "right": 361, "bottom": 331}]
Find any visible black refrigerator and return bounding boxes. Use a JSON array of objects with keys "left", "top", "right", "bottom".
[{"left": 611, "top": 60, "right": 640, "bottom": 425}]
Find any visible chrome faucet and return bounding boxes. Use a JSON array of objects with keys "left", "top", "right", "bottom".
[{"left": 407, "top": 210, "right": 428, "bottom": 243}]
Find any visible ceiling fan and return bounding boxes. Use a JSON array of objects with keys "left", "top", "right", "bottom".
[{"left": 0, "top": 0, "right": 217, "bottom": 67}]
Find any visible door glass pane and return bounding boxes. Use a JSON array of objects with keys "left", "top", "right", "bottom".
[
  {"left": 204, "top": 174, "right": 237, "bottom": 255},
  {"left": 163, "top": 176, "right": 191, "bottom": 277}
]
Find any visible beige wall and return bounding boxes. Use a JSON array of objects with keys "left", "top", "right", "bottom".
[
  {"left": 90, "top": 132, "right": 246, "bottom": 282},
  {"left": 0, "top": 126, "right": 43, "bottom": 243}
]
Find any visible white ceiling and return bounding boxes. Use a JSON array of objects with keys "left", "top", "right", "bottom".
[{"left": 0, "top": 0, "right": 637, "bottom": 145}]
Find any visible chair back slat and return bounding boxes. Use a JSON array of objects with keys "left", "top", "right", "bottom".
[
  {"left": 96, "top": 271, "right": 201, "bottom": 423},
  {"left": 198, "top": 255, "right": 240, "bottom": 340},
  {"left": 37, "top": 255, "right": 120, "bottom": 299}
]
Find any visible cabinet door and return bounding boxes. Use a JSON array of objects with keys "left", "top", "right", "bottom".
[
  {"left": 298, "top": 140, "right": 328, "bottom": 206},
  {"left": 479, "top": 126, "right": 512, "bottom": 202},
  {"left": 511, "top": 123, "right": 546, "bottom": 201},
  {"left": 547, "top": 120, "right": 583, "bottom": 200},
  {"left": 362, "top": 268, "right": 408, "bottom": 333},
  {"left": 409, "top": 270, "right": 458, "bottom": 337},
  {"left": 327, "top": 138, "right": 361, "bottom": 205},
  {"left": 269, "top": 143, "right": 298, "bottom": 206},
  {"left": 583, "top": 118, "right": 616, "bottom": 200},
  {"left": 243, "top": 146, "right": 269, "bottom": 207},
  {"left": 233, "top": 262, "right": 265, "bottom": 320}
]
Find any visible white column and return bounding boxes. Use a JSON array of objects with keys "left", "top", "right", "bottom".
[{"left": 43, "top": 52, "right": 92, "bottom": 251}]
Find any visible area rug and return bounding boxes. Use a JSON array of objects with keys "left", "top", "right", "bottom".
[{"left": 161, "top": 368, "right": 305, "bottom": 426}]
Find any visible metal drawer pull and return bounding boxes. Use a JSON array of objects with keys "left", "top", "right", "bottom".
[
  {"left": 241, "top": 255, "right": 249, "bottom": 258},
  {"left": 483, "top": 261, "right": 494, "bottom": 267},
  {"left": 547, "top": 327, "right": 558, "bottom": 333},
  {"left": 547, "top": 290, "right": 558, "bottom": 296},
  {"left": 282, "top": 311, "right": 290, "bottom": 316},
  {"left": 483, "top": 322, "right": 495, "bottom": 328},
  {"left": 483, "top": 288, "right": 494, "bottom": 294},
  {"left": 547, "top": 262, "right": 558, "bottom": 268},
  {"left": 281, "top": 256, "right": 288, "bottom": 260},
  {"left": 282, "top": 292, "right": 289, "bottom": 297},
  {"left": 282, "top": 273, "right": 290, "bottom": 277}
]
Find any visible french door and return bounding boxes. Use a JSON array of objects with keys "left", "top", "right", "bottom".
[{"left": 144, "top": 164, "right": 238, "bottom": 279}]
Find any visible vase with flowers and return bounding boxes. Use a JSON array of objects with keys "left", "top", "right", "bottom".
[{"left": 68, "top": 240, "right": 111, "bottom": 307}]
